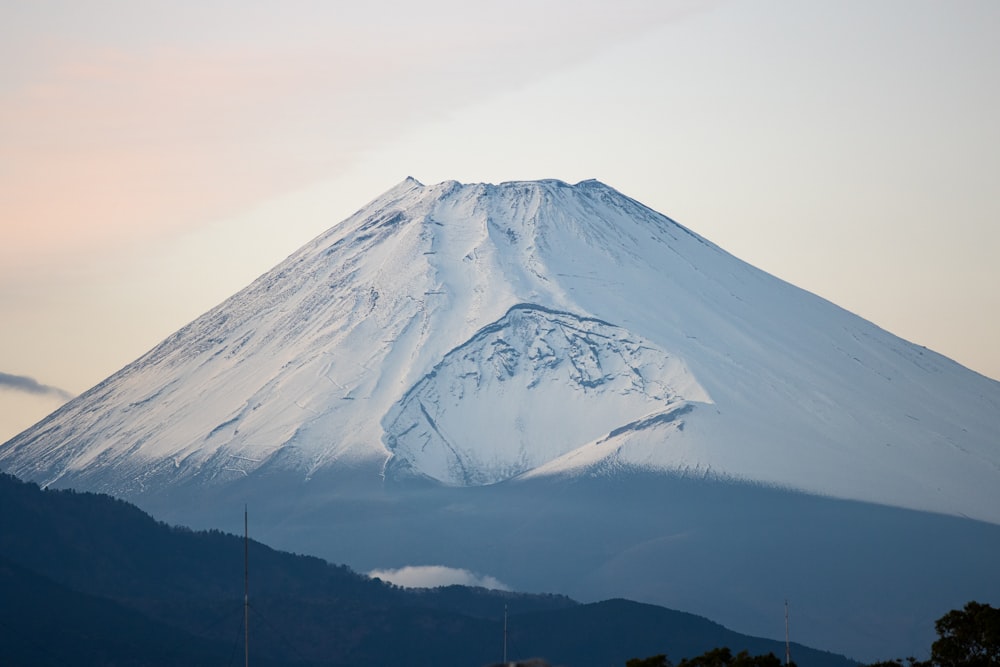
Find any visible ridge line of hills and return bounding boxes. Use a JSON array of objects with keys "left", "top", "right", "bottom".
[{"left": 0, "top": 471, "right": 855, "bottom": 667}]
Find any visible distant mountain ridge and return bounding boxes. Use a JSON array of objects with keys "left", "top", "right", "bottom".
[
  {"left": 0, "top": 472, "right": 855, "bottom": 667},
  {"left": 2, "top": 178, "right": 998, "bottom": 660}
]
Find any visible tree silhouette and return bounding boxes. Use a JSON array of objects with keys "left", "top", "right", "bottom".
[
  {"left": 866, "top": 602, "right": 1000, "bottom": 667},
  {"left": 627, "top": 654, "right": 672, "bottom": 667},
  {"left": 628, "top": 647, "right": 787, "bottom": 667},
  {"left": 932, "top": 601, "right": 1000, "bottom": 667}
]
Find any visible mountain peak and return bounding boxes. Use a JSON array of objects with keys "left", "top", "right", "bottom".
[{"left": 1, "top": 178, "right": 998, "bottom": 524}]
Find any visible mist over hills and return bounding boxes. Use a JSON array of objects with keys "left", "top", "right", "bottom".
[{"left": 2, "top": 178, "right": 998, "bottom": 660}]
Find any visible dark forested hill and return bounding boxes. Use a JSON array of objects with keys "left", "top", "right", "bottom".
[
  {"left": 0, "top": 472, "right": 855, "bottom": 666},
  {"left": 0, "top": 554, "right": 233, "bottom": 667}
]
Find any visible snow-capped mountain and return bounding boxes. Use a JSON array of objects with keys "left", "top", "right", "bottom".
[
  {"left": 2, "top": 178, "right": 999, "bottom": 660},
  {"left": 4, "top": 177, "right": 996, "bottom": 518}
]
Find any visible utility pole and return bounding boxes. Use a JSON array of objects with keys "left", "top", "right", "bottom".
[
  {"left": 784, "top": 599, "right": 791, "bottom": 667},
  {"left": 245, "top": 506, "right": 249, "bottom": 667},
  {"left": 503, "top": 603, "right": 508, "bottom": 665}
]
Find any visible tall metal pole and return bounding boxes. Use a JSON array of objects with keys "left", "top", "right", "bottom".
[
  {"left": 784, "top": 599, "right": 791, "bottom": 667},
  {"left": 503, "top": 603, "right": 508, "bottom": 665},
  {"left": 245, "top": 506, "right": 249, "bottom": 667}
]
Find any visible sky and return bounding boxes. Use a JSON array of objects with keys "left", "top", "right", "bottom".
[{"left": 1, "top": 0, "right": 998, "bottom": 443}]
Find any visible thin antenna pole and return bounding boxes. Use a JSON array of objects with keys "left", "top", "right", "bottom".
[
  {"left": 503, "top": 603, "right": 508, "bottom": 665},
  {"left": 784, "top": 599, "right": 791, "bottom": 667},
  {"left": 245, "top": 505, "right": 249, "bottom": 667}
]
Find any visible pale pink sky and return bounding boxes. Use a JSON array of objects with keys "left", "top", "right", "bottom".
[{"left": 1, "top": 0, "right": 998, "bottom": 441}]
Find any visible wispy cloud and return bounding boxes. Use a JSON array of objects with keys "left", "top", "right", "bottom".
[
  {"left": 0, "top": 372, "right": 74, "bottom": 401},
  {"left": 369, "top": 565, "right": 510, "bottom": 591}
]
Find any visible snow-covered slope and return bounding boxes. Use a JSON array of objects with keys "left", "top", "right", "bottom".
[
  {"left": 382, "top": 303, "right": 707, "bottom": 485},
  {"left": 2, "top": 177, "right": 998, "bottom": 523},
  {"left": 4, "top": 177, "right": 1000, "bottom": 660}
]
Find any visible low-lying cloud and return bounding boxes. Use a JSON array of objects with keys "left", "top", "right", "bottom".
[
  {"left": 368, "top": 565, "right": 510, "bottom": 591},
  {"left": 0, "top": 372, "right": 74, "bottom": 401}
]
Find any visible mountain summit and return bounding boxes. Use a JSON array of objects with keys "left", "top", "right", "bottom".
[
  {"left": 2, "top": 178, "right": 999, "bottom": 659},
  {"left": 3, "top": 178, "right": 996, "bottom": 517}
]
